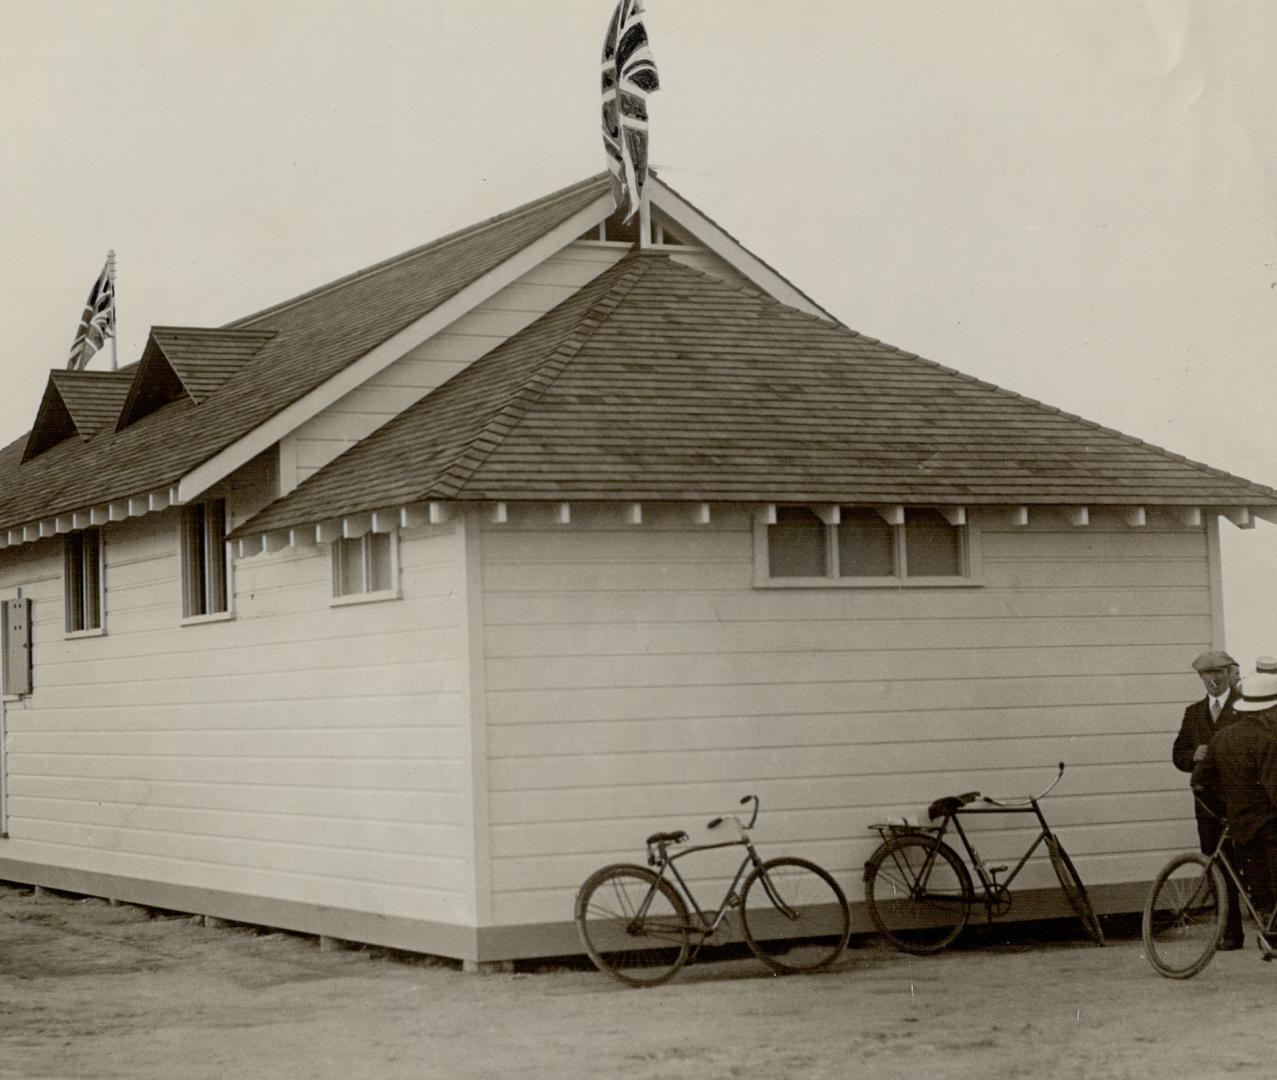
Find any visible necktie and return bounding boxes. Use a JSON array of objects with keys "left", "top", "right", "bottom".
[{"left": 1210, "top": 698, "right": 1222, "bottom": 723}]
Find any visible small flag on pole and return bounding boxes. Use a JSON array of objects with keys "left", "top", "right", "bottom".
[
  {"left": 67, "top": 254, "right": 116, "bottom": 371},
  {"left": 601, "top": 0, "right": 660, "bottom": 222}
]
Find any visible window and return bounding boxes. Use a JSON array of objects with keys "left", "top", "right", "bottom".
[
  {"left": 64, "top": 528, "right": 103, "bottom": 633},
  {"left": 764, "top": 506, "right": 972, "bottom": 584},
  {"left": 332, "top": 532, "right": 398, "bottom": 601},
  {"left": 180, "top": 499, "right": 229, "bottom": 619}
]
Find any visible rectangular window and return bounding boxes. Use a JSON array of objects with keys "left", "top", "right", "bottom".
[
  {"left": 763, "top": 505, "right": 972, "bottom": 585},
  {"left": 181, "top": 499, "right": 229, "bottom": 619},
  {"left": 333, "top": 532, "right": 398, "bottom": 600},
  {"left": 64, "top": 528, "right": 103, "bottom": 633}
]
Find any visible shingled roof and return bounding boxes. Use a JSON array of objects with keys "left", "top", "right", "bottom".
[
  {"left": 22, "top": 369, "right": 135, "bottom": 461},
  {"left": 232, "top": 250, "right": 1277, "bottom": 539},
  {"left": 0, "top": 173, "right": 612, "bottom": 534}
]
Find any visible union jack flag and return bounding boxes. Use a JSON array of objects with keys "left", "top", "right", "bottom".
[
  {"left": 67, "top": 257, "right": 115, "bottom": 371},
  {"left": 601, "top": 0, "right": 660, "bottom": 222}
]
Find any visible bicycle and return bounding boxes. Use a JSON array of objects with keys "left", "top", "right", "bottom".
[
  {"left": 574, "top": 795, "right": 851, "bottom": 987},
  {"left": 862, "top": 763, "right": 1105, "bottom": 954},
  {"left": 1142, "top": 797, "right": 1277, "bottom": 978}
]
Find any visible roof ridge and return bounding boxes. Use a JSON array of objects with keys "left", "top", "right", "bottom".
[
  {"left": 225, "top": 174, "right": 610, "bottom": 330},
  {"left": 430, "top": 254, "right": 655, "bottom": 498}
]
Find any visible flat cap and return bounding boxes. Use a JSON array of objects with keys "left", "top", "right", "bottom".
[{"left": 1192, "top": 650, "right": 1237, "bottom": 672}]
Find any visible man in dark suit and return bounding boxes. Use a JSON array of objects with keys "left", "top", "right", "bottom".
[{"left": 1173, "top": 649, "right": 1243, "bottom": 948}]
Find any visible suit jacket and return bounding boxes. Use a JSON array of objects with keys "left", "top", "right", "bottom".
[
  {"left": 1173, "top": 691, "right": 1241, "bottom": 775},
  {"left": 1192, "top": 713, "right": 1277, "bottom": 845}
]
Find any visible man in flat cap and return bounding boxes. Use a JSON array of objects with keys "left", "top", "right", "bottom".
[{"left": 1173, "top": 649, "right": 1244, "bottom": 948}]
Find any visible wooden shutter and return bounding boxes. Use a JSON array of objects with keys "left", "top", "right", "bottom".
[{"left": 2, "top": 598, "right": 33, "bottom": 696}]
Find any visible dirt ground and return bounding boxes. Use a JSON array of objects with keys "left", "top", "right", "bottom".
[{"left": 0, "top": 882, "right": 1271, "bottom": 1080}]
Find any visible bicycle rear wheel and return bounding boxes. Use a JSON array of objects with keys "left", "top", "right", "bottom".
[
  {"left": 740, "top": 857, "right": 851, "bottom": 973},
  {"left": 1046, "top": 836, "right": 1105, "bottom": 945},
  {"left": 864, "top": 835, "right": 973, "bottom": 954},
  {"left": 1142, "top": 852, "right": 1227, "bottom": 979},
  {"left": 575, "top": 864, "right": 691, "bottom": 987}
]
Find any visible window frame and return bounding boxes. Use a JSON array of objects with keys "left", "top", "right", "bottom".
[
  {"left": 63, "top": 526, "right": 105, "bottom": 637},
  {"left": 754, "top": 506, "right": 982, "bottom": 588},
  {"left": 330, "top": 530, "right": 401, "bottom": 606},
  {"left": 178, "top": 498, "right": 234, "bottom": 625}
]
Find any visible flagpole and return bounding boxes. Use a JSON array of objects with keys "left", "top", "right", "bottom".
[{"left": 107, "top": 249, "right": 118, "bottom": 371}]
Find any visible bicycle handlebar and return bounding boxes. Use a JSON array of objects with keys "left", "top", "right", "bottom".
[
  {"left": 977, "top": 762, "right": 1066, "bottom": 808},
  {"left": 706, "top": 794, "right": 759, "bottom": 832}
]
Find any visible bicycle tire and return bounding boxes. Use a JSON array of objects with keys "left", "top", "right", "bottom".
[
  {"left": 575, "top": 864, "right": 691, "bottom": 987},
  {"left": 1142, "top": 852, "right": 1227, "bottom": 979},
  {"left": 1046, "top": 836, "right": 1105, "bottom": 945},
  {"left": 864, "top": 834, "right": 974, "bottom": 954},
  {"left": 739, "top": 857, "right": 851, "bottom": 974}
]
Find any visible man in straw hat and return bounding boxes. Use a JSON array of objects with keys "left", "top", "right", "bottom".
[
  {"left": 1193, "top": 670, "right": 1277, "bottom": 954},
  {"left": 1174, "top": 650, "right": 1244, "bottom": 947}
]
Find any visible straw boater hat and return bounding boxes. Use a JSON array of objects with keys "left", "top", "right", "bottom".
[
  {"left": 1234, "top": 673, "right": 1277, "bottom": 713},
  {"left": 1256, "top": 657, "right": 1277, "bottom": 674}
]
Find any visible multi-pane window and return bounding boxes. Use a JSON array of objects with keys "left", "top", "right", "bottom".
[
  {"left": 64, "top": 528, "right": 103, "bottom": 633},
  {"left": 180, "top": 499, "right": 229, "bottom": 618},
  {"left": 333, "top": 532, "right": 397, "bottom": 599},
  {"left": 767, "top": 506, "right": 967, "bottom": 581}
]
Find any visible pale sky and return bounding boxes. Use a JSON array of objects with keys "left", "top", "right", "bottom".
[{"left": 2, "top": 0, "right": 1276, "bottom": 663}]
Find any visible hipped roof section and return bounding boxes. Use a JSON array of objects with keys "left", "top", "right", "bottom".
[
  {"left": 233, "top": 251, "right": 1277, "bottom": 539},
  {"left": 0, "top": 173, "right": 614, "bottom": 532}
]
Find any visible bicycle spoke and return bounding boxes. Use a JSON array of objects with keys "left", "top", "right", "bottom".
[{"left": 576, "top": 866, "right": 691, "bottom": 986}]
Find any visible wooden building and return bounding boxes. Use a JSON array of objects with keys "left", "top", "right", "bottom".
[{"left": 1, "top": 174, "right": 1274, "bottom": 964}]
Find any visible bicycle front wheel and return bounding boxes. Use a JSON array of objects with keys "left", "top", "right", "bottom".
[
  {"left": 1046, "top": 836, "right": 1105, "bottom": 945},
  {"left": 1142, "top": 852, "right": 1227, "bottom": 979},
  {"left": 740, "top": 857, "right": 851, "bottom": 974},
  {"left": 864, "top": 835, "right": 973, "bottom": 954},
  {"left": 576, "top": 864, "right": 691, "bottom": 987}
]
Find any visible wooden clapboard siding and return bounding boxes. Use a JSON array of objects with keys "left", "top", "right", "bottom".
[
  {"left": 0, "top": 498, "right": 475, "bottom": 928},
  {"left": 283, "top": 243, "right": 629, "bottom": 487},
  {"left": 479, "top": 505, "right": 1212, "bottom": 929}
]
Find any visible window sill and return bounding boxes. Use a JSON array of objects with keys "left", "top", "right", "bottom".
[
  {"left": 330, "top": 588, "right": 401, "bottom": 608},
  {"left": 180, "top": 610, "right": 235, "bottom": 627},
  {"left": 64, "top": 627, "right": 106, "bottom": 640},
  {"left": 757, "top": 576, "right": 983, "bottom": 589}
]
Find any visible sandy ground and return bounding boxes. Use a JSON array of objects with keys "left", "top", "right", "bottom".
[{"left": 0, "top": 882, "right": 1271, "bottom": 1080}]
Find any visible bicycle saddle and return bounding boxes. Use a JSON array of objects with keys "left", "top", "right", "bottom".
[
  {"left": 646, "top": 830, "right": 688, "bottom": 846},
  {"left": 928, "top": 792, "right": 981, "bottom": 820}
]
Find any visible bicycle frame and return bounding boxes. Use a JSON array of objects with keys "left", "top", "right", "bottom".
[
  {"left": 888, "top": 765, "right": 1077, "bottom": 924},
  {"left": 641, "top": 810, "right": 781, "bottom": 951},
  {"left": 939, "top": 800, "right": 1058, "bottom": 917},
  {"left": 1203, "top": 828, "right": 1277, "bottom": 941}
]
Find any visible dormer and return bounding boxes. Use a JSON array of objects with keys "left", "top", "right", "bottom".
[
  {"left": 22, "top": 369, "right": 134, "bottom": 462},
  {"left": 116, "top": 327, "right": 277, "bottom": 430}
]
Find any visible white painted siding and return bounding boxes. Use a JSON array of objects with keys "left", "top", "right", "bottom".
[
  {"left": 0, "top": 494, "right": 472, "bottom": 926},
  {"left": 282, "top": 244, "right": 629, "bottom": 488},
  {"left": 478, "top": 505, "right": 1213, "bottom": 927}
]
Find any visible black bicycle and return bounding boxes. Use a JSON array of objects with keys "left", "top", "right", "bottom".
[
  {"left": 863, "top": 763, "right": 1105, "bottom": 954},
  {"left": 575, "top": 795, "right": 851, "bottom": 987},
  {"left": 1143, "top": 796, "right": 1277, "bottom": 978}
]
